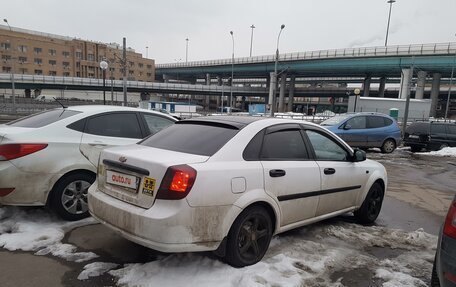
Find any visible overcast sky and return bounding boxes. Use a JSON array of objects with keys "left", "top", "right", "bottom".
[{"left": 3, "top": 0, "right": 456, "bottom": 63}]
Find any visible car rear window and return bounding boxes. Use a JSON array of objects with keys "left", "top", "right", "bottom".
[
  {"left": 6, "top": 109, "right": 81, "bottom": 128},
  {"left": 405, "top": 122, "right": 430, "bottom": 134},
  {"left": 139, "top": 122, "right": 239, "bottom": 156}
]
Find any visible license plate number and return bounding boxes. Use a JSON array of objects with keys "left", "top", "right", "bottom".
[
  {"left": 106, "top": 170, "right": 139, "bottom": 191},
  {"left": 409, "top": 135, "right": 419, "bottom": 139}
]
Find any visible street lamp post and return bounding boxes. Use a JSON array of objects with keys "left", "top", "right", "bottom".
[
  {"left": 185, "top": 38, "right": 189, "bottom": 63},
  {"left": 268, "top": 24, "right": 285, "bottom": 117},
  {"left": 146, "top": 46, "right": 149, "bottom": 58},
  {"left": 100, "top": 60, "right": 108, "bottom": 105},
  {"left": 3, "top": 19, "right": 15, "bottom": 113},
  {"left": 384, "top": 0, "right": 396, "bottom": 46},
  {"left": 249, "top": 24, "right": 255, "bottom": 57},
  {"left": 445, "top": 45, "right": 456, "bottom": 120},
  {"left": 230, "top": 31, "right": 235, "bottom": 114}
]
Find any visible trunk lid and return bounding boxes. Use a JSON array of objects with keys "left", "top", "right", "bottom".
[
  {"left": 98, "top": 144, "right": 209, "bottom": 209},
  {"left": 0, "top": 125, "right": 36, "bottom": 144}
]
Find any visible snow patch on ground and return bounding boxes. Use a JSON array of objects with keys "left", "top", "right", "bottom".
[
  {"left": 109, "top": 223, "right": 437, "bottom": 287},
  {"left": 418, "top": 147, "right": 456, "bottom": 157},
  {"left": 0, "top": 206, "right": 98, "bottom": 262},
  {"left": 78, "top": 262, "right": 119, "bottom": 280}
]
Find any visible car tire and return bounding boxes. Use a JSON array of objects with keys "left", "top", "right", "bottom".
[
  {"left": 439, "top": 143, "right": 449, "bottom": 150},
  {"left": 381, "top": 139, "right": 396, "bottom": 154},
  {"left": 225, "top": 206, "right": 273, "bottom": 267},
  {"left": 431, "top": 257, "right": 441, "bottom": 287},
  {"left": 50, "top": 172, "right": 95, "bottom": 221},
  {"left": 354, "top": 182, "right": 384, "bottom": 224},
  {"left": 410, "top": 145, "right": 421, "bottom": 153}
]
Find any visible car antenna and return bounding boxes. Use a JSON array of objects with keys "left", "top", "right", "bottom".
[{"left": 53, "top": 97, "right": 67, "bottom": 109}]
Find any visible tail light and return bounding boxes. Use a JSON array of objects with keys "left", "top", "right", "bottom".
[
  {"left": 0, "top": 144, "right": 48, "bottom": 161},
  {"left": 443, "top": 198, "right": 456, "bottom": 239},
  {"left": 156, "top": 165, "right": 197, "bottom": 200}
]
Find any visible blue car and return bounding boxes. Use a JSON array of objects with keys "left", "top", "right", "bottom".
[{"left": 320, "top": 113, "right": 401, "bottom": 153}]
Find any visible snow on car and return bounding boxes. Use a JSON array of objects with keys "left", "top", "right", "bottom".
[{"left": 89, "top": 116, "right": 388, "bottom": 267}]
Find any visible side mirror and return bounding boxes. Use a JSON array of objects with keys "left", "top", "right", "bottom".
[
  {"left": 352, "top": 148, "right": 366, "bottom": 162},
  {"left": 343, "top": 124, "right": 352, "bottom": 130}
]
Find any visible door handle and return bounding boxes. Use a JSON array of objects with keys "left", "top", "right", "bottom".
[
  {"left": 88, "top": 142, "right": 108, "bottom": 146},
  {"left": 269, "top": 169, "right": 286, "bottom": 177},
  {"left": 324, "top": 168, "right": 336, "bottom": 175}
]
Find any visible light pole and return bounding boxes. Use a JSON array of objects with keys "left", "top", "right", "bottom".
[
  {"left": 3, "top": 19, "right": 15, "bottom": 113},
  {"left": 100, "top": 60, "right": 108, "bottom": 105},
  {"left": 268, "top": 24, "right": 285, "bottom": 117},
  {"left": 185, "top": 38, "right": 189, "bottom": 63},
  {"left": 249, "top": 24, "right": 255, "bottom": 57},
  {"left": 445, "top": 39, "right": 456, "bottom": 120},
  {"left": 230, "top": 31, "right": 234, "bottom": 114},
  {"left": 384, "top": 0, "right": 396, "bottom": 46},
  {"left": 146, "top": 46, "right": 149, "bottom": 58}
]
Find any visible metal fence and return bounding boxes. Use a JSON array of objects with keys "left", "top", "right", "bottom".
[{"left": 157, "top": 42, "right": 456, "bottom": 68}]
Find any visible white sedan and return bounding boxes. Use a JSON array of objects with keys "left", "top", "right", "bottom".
[
  {"left": 0, "top": 105, "right": 176, "bottom": 220},
  {"left": 89, "top": 116, "right": 387, "bottom": 267}
]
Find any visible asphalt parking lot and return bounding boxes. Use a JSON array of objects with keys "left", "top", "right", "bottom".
[{"left": 0, "top": 148, "right": 454, "bottom": 287}]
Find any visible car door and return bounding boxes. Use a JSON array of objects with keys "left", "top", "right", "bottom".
[
  {"left": 447, "top": 125, "right": 456, "bottom": 147},
  {"left": 260, "top": 124, "right": 321, "bottom": 226},
  {"left": 366, "top": 116, "right": 389, "bottom": 147},
  {"left": 304, "top": 128, "right": 368, "bottom": 217},
  {"left": 430, "top": 123, "right": 449, "bottom": 149},
  {"left": 79, "top": 112, "right": 145, "bottom": 166},
  {"left": 340, "top": 116, "right": 368, "bottom": 147}
]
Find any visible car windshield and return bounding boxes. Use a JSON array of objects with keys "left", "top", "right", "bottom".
[
  {"left": 320, "top": 114, "right": 351, "bottom": 126},
  {"left": 139, "top": 122, "right": 239, "bottom": 156},
  {"left": 6, "top": 109, "right": 81, "bottom": 128}
]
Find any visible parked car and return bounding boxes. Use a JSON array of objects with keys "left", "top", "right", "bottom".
[
  {"left": 403, "top": 121, "right": 456, "bottom": 152},
  {"left": 431, "top": 195, "right": 456, "bottom": 287},
  {"left": 321, "top": 112, "right": 401, "bottom": 153},
  {"left": 89, "top": 116, "right": 387, "bottom": 267},
  {"left": 0, "top": 106, "right": 176, "bottom": 220}
]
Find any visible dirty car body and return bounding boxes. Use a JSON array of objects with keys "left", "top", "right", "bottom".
[{"left": 89, "top": 116, "right": 388, "bottom": 267}]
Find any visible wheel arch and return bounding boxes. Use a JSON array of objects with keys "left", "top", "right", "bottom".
[{"left": 46, "top": 169, "right": 96, "bottom": 207}]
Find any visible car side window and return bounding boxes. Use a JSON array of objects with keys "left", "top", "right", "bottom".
[
  {"left": 260, "top": 129, "right": 308, "bottom": 160},
  {"left": 142, "top": 114, "right": 174, "bottom": 135},
  {"left": 85, "top": 113, "right": 142, "bottom": 139},
  {"left": 448, "top": 125, "right": 456, "bottom": 135},
  {"left": 367, "top": 116, "right": 386, "bottom": 128},
  {"left": 431, "top": 124, "right": 447, "bottom": 135},
  {"left": 306, "top": 130, "right": 348, "bottom": 161},
  {"left": 345, "top": 116, "right": 366, "bottom": 129}
]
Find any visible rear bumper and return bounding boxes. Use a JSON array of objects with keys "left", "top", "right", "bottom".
[
  {"left": 0, "top": 161, "right": 56, "bottom": 205},
  {"left": 88, "top": 184, "right": 236, "bottom": 253}
]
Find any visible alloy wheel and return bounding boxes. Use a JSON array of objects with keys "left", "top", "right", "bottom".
[{"left": 61, "top": 180, "right": 91, "bottom": 215}]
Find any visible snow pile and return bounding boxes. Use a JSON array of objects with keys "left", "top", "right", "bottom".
[
  {"left": 109, "top": 223, "right": 437, "bottom": 287},
  {"left": 419, "top": 147, "right": 456, "bottom": 157},
  {"left": 78, "top": 262, "right": 119, "bottom": 280},
  {"left": 0, "top": 206, "right": 98, "bottom": 262}
]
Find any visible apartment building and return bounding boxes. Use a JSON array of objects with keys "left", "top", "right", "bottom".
[{"left": 0, "top": 25, "right": 155, "bottom": 81}]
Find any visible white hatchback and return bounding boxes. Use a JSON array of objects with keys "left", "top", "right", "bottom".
[
  {"left": 89, "top": 116, "right": 387, "bottom": 267},
  {"left": 0, "top": 105, "right": 176, "bottom": 220}
]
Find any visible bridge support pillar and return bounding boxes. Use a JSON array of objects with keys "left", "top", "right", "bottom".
[
  {"left": 163, "top": 74, "right": 170, "bottom": 102},
  {"left": 205, "top": 73, "right": 211, "bottom": 111},
  {"left": 278, "top": 73, "right": 287, "bottom": 113},
  {"left": 287, "top": 75, "right": 295, "bottom": 112},
  {"left": 363, "top": 76, "right": 371, "bottom": 97},
  {"left": 430, "top": 73, "right": 441, "bottom": 117},
  {"left": 378, "top": 77, "right": 386, "bottom": 98},
  {"left": 415, "top": 71, "right": 427, "bottom": 99},
  {"left": 399, "top": 68, "right": 412, "bottom": 99},
  {"left": 216, "top": 76, "right": 222, "bottom": 109}
]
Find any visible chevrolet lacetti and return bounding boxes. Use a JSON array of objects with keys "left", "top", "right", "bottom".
[{"left": 89, "top": 116, "right": 387, "bottom": 267}]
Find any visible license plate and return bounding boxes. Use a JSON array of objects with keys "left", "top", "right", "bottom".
[
  {"left": 408, "top": 135, "right": 419, "bottom": 139},
  {"left": 106, "top": 170, "right": 139, "bottom": 191},
  {"left": 142, "top": 177, "right": 156, "bottom": 196}
]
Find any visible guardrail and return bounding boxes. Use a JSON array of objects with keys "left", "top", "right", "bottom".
[
  {"left": 157, "top": 42, "right": 456, "bottom": 68},
  {"left": 0, "top": 74, "right": 267, "bottom": 94}
]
